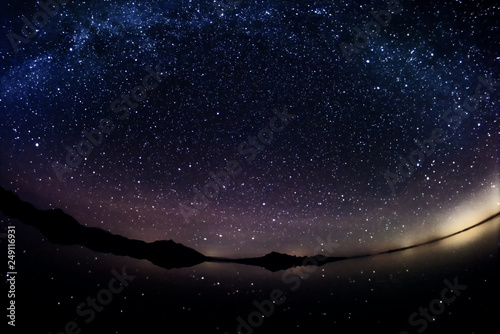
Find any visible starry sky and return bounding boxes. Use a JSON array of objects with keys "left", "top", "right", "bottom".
[{"left": 0, "top": 0, "right": 498, "bottom": 258}]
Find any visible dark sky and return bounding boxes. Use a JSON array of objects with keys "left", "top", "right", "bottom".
[{"left": 0, "top": 0, "right": 498, "bottom": 257}]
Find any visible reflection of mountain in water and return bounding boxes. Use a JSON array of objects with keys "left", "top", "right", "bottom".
[
  {"left": 0, "top": 186, "right": 498, "bottom": 271},
  {"left": 214, "top": 251, "right": 348, "bottom": 272}
]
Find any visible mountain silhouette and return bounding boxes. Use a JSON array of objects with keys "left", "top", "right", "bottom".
[
  {"left": 213, "top": 251, "right": 348, "bottom": 272},
  {"left": 0, "top": 186, "right": 207, "bottom": 269},
  {"left": 0, "top": 186, "right": 498, "bottom": 271}
]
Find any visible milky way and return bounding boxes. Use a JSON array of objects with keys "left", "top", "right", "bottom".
[{"left": 1, "top": 0, "right": 498, "bottom": 257}]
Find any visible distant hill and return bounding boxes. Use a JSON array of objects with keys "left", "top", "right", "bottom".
[
  {"left": 216, "top": 251, "right": 347, "bottom": 272},
  {"left": 0, "top": 186, "right": 207, "bottom": 269}
]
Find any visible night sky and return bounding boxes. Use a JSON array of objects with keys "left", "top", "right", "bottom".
[{"left": 0, "top": 0, "right": 499, "bottom": 258}]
